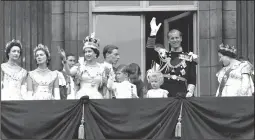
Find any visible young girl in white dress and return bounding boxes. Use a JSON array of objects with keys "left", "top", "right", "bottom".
[
  {"left": 1, "top": 39, "right": 27, "bottom": 100},
  {"left": 110, "top": 64, "right": 138, "bottom": 99},
  {"left": 146, "top": 69, "right": 168, "bottom": 98}
]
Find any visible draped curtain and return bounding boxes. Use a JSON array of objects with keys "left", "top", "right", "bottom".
[{"left": 1, "top": 97, "right": 254, "bottom": 139}]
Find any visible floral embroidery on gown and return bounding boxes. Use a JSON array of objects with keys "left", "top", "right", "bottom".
[
  {"left": 1, "top": 63, "right": 27, "bottom": 100},
  {"left": 29, "top": 70, "right": 58, "bottom": 100},
  {"left": 73, "top": 62, "right": 104, "bottom": 99},
  {"left": 216, "top": 61, "right": 254, "bottom": 96}
]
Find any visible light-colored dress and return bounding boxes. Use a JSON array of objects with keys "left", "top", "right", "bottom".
[
  {"left": 1, "top": 63, "right": 27, "bottom": 100},
  {"left": 72, "top": 62, "right": 104, "bottom": 99},
  {"left": 29, "top": 69, "right": 58, "bottom": 100},
  {"left": 112, "top": 81, "right": 138, "bottom": 99},
  {"left": 216, "top": 61, "right": 254, "bottom": 97},
  {"left": 146, "top": 88, "right": 168, "bottom": 98}
]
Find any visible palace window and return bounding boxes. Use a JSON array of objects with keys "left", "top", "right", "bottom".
[{"left": 90, "top": 1, "right": 200, "bottom": 96}]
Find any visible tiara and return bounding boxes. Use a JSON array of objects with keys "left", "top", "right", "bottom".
[
  {"left": 5, "top": 39, "right": 22, "bottom": 52},
  {"left": 219, "top": 43, "right": 237, "bottom": 54},
  {"left": 147, "top": 61, "right": 161, "bottom": 80},
  {"left": 83, "top": 32, "right": 100, "bottom": 50},
  {"left": 33, "top": 44, "right": 50, "bottom": 58}
]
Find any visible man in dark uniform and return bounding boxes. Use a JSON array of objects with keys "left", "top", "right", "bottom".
[{"left": 146, "top": 17, "right": 197, "bottom": 97}]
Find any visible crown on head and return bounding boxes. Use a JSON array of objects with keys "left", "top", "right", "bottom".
[
  {"left": 219, "top": 43, "right": 237, "bottom": 54},
  {"left": 33, "top": 44, "right": 50, "bottom": 58},
  {"left": 5, "top": 39, "right": 22, "bottom": 52},
  {"left": 83, "top": 32, "right": 100, "bottom": 50}
]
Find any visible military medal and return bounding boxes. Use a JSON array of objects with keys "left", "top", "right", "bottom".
[
  {"left": 171, "top": 75, "right": 177, "bottom": 80},
  {"left": 180, "top": 69, "right": 186, "bottom": 75},
  {"left": 182, "top": 62, "right": 187, "bottom": 68},
  {"left": 179, "top": 53, "right": 192, "bottom": 62}
]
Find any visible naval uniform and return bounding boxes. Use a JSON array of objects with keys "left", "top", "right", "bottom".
[{"left": 146, "top": 36, "right": 197, "bottom": 97}]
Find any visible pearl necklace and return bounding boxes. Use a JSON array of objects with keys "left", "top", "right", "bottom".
[{"left": 36, "top": 67, "right": 50, "bottom": 73}]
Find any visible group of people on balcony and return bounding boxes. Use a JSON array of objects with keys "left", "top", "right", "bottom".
[{"left": 1, "top": 17, "right": 254, "bottom": 101}]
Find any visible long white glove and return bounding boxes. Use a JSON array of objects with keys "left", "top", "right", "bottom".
[
  {"left": 26, "top": 91, "right": 34, "bottom": 100},
  {"left": 54, "top": 88, "right": 61, "bottom": 100}
]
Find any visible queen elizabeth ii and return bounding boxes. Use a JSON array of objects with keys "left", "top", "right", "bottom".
[{"left": 60, "top": 33, "right": 107, "bottom": 99}]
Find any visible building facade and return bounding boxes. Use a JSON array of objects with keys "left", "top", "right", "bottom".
[{"left": 0, "top": 1, "right": 254, "bottom": 96}]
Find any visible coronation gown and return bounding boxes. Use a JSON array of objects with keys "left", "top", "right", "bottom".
[
  {"left": 71, "top": 62, "right": 104, "bottom": 99},
  {"left": 1, "top": 63, "right": 27, "bottom": 100}
]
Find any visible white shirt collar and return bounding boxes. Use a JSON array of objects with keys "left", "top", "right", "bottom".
[
  {"left": 103, "top": 61, "right": 113, "bottom": 68},
  {"left": 104, "top": 61, "right": 112, "bottom": 65}
]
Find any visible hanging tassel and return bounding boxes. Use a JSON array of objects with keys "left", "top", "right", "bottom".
[
  {"left": 175, "top": 102, "right": 183, "bottom": 138},
  {"left": 78, "top": 124, "right": 84, "bottom": 139},
  {"left": 175, "top": 118, "right": 182, "bottom": 138},
  {"left": 78, "top": 103, "right": 85, "bottom": 139}
]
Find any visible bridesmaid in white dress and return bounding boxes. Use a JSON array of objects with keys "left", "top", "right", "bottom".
[
  {"left": 60, "top": 33, "right": 106, "bottom": 99},
  {"left": 1, "top": 39, "right": 27, "bottom": 100},
  {"left": 27, "top": 44, "right": 60, "bottom": 100}
]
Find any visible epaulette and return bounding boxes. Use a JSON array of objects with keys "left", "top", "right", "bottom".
[
  {"left": 179, "top": 52, "right": 198, "bottom": 63},
  {"left": 179, "top": 53, "right": 192, "bottom": 62}
]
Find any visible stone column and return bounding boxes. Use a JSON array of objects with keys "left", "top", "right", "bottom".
[
  {"left": 222, "top": 1, "right": 236, "bottom": 47},
  {"left": 51, "top": 1, "right": 64, "bottom": 70},
  {"left": 0, "top": 1, "right": 4, "bottom": 65},
  {"left": 64, "top": 1, "right": 89, "bottom": 60},
  {"left": 237, "top": 1, "right": 254, "bottom": 66},
  {"left": 198, "top": 1, "right": 223, "bottom": 96}
]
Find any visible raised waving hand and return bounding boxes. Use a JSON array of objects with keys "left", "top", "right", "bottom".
[{"left": 150, "top": 17, "right": 162, "bottom": 36}]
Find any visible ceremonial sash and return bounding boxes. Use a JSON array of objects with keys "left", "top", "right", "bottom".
[{"left": 217, "top": 68, "right": 234, "bottom": 97}]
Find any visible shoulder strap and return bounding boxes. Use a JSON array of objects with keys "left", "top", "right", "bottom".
[{"left": 217, "top": 68, "right": 234, "bottom": 97}]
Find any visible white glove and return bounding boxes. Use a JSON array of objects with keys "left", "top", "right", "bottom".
[
  {"left": 150, "top": 17, "right": 162, "bottom": 36},
  {"left": 186, "top": 92, "right": 193, "bottom": 97},
  {"left": 188, "top": 52, "right": 198, "bottom": 62}
]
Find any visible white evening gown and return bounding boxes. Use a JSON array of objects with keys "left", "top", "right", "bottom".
[
  {"left": 29, "top": 70, "right": 58, "bottom": 100},
  {"left": 1, "top": 63, "right": 27, "bottom": 101}
]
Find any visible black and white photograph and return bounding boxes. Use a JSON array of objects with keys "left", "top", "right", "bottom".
[{"left": 0, "top": 1, "right": 254, "bottom": 139}]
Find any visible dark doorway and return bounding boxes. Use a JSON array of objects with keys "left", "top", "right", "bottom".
[{"left": 145, "top": 11, "right": 194, "bottom": 71}]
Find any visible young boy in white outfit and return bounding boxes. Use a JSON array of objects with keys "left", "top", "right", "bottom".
[{"left": 110, "top": 64, "right": 138, "bottom": 99}]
